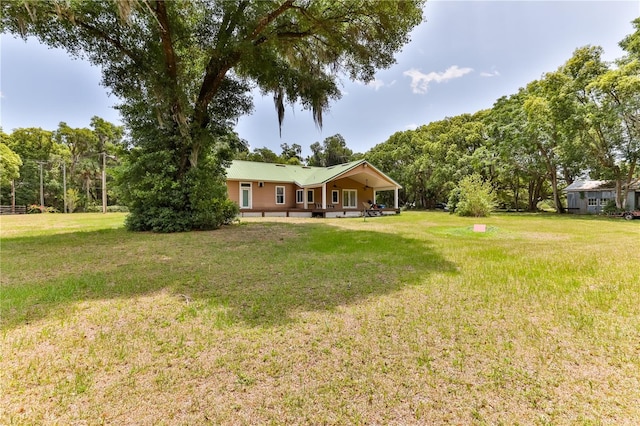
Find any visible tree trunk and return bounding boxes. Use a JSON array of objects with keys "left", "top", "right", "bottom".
[
  {"left": 617, "top": 162, "right": 637, "bottom": 210},
  {"left": 550, "top": 172, "right": 565, "bottom": 213},
  {"left": 537, "top": 142, "right": 565, "bottom": 213},
  {"left": 528, "top": 179, "right": 537, "bottom": 211},
  {"left": 528, "top": 176, "right": 544, "bottom": 211},
  {"left": 86, "top": 177, "right": 91, "bottom": 204}
]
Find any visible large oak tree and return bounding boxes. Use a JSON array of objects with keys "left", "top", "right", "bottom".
[{"left": 2, "top": 0, "right": 423, "bottom": 231}]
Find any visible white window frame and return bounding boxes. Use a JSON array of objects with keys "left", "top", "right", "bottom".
[
  {"left": 600, "top": 198, "right": 610, "bottom": 206},
  {"left": 587, "top": 198, "right": 598, "bottom": 206},
  {"left": 332, "top": 190, "right": 340, "bottom": 204},
  {"left": 240, "top": 182, "right": 252, "bottom": 209},
  {"left": 343, "top": 189, "right": 357, "bottom": 208},
  {"left": 307, "top": 190, "right": 314, "bottom": 203},
  {"left": 275, "top": 186, "right": 285, "bottom": 205},
  {"left": 296, "top": 189, "right": 304, "bottom": 204}
]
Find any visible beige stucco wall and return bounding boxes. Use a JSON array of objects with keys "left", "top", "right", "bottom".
[
  {"left": 227, "top": 177, "right": 376, "bottom": 210},
  {"left": 227, "top": 181, "right": 298, "bottom": 209}
]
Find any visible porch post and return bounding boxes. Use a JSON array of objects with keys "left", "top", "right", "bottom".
[
  {"left": 322, "top": 184, "right": 327, "bottom": 209},
  {"left": 303, "top": 187, "right": 308, "bottom": 210},
  {"left": 394, "top": 187, "right": 399, "bottom": 209}
]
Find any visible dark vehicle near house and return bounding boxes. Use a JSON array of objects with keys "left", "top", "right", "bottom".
[{"left": 434, "top": 202, "right": 449, "bottom": 211}]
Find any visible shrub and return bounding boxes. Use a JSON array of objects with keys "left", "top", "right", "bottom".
[
  {"left": 66, "top": 188, "right": 80, "bottom": 213},
  {"left": 118, "top": 148, "right": 237, "bottom": 232},
  {"left": 449, "top": 174, "right": 496, "bottom": 217},
  {"left": 106, "top": 205, "right": 130, "bottom": 213},
  {"left": 84, "top": 204, "right": 102, "bottom": 213},
  {"left": 602, "top": 200, "right": 623, "bottom": 215},
  {"left": 27, "top": 205, "right": 59, "bottom": 213},
  {"left": 27, "top": 204, "right": 44, "bottom": 214}
]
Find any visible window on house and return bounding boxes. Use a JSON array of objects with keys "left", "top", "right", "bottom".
[
  {"left": 307, "top": 190, "right": 314, "bottom": 203},
  {"left": 296, "top": 189, "right": 304, "bottom": 204},
  {"left": 588, "top": 198, "right": 598, "bottom": 206},
  {"left": 332, "top": 190, "right": 339, "bottom": 204},
  {"left": 343, "top": 189, "right": 357, "bottom": 208},
  {"left": 600, "top": 198, "right": 610, "bottom": 206},
  {"left": 276, "top": 186, "right": 285, "bottom": 204}
]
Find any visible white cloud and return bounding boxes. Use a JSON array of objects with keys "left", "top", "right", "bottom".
[
  {"left": 355, "top": 78, "right": 396, "bottom": 91},
  {"left": 480, "top": 70, "right": 501, "bottom": 78},
  {"left": 403, "top": 65, "right": 473, "bottom": 94},
  {"left": 367, "top": 78, "right": 385, "bottom": 91}
]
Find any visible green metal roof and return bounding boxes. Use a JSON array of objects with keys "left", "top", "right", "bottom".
[{"left": 226, "top": 159, "right": 399, "bottom": 188}]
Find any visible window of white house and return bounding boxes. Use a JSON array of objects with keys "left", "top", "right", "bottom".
[
  {"left": 588, "top": 198, "right": 598, "bottom": 206},
  {"left": 343, "top": 189, "right": 357, "bottom": 208},
  {"left": 600, "top": 198, "right": 610, "bottom": 206},
  {"left": 296, "top": 189, "right": 304, "bottom": 204},
  {"left": 275, "top": 186, "right": 285, "bottom": 204},
  {"left": 307, "top": 190, "right": 314, "bottom": 203},
  {"left": 332, "top": 190, "right": 339, "bottom": 204}
]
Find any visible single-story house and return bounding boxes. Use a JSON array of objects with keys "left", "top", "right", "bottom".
[
  {"left": 226, "top": 159, "right": 401, "bottom": 218},
  {"left": 565, "top": 178, "right": 640, "bottom": 214}
]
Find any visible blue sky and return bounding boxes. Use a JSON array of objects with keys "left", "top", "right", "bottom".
[{"left": 1, "top": 1, "right": 638, "bottom": 158}]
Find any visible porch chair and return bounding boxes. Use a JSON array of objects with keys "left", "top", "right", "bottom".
[{"left": 362, "top": 202, "right": 381, "bottom": 217}]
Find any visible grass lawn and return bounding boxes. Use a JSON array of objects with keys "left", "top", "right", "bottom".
[{"left": 1, "top": 212, "right": 639, "bottom": 424}]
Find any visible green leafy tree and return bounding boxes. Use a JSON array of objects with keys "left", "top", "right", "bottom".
[
  {"left": 5, "top": 127, "right": 66, "bottom": 208},
  {"left": 486, "top": 92, "right": 549, "bottom": 211},
  {"left": 238, "top": 147, "right": 283, "bottom": 164},
  {"left": 0, "top": 138, "right": 23, "bottom": 208},
  {"left": 0, "top": 141, "right": 22, "bottom": 186},
  {"left": 55, "top": 122, "right": 97, "bottom": 178},
  {"left": 567, "top": 43, "right": 640, "bottom": 209},
  {"left": 54, "top": 119, "right": 123, "bottom": 210},
  {"left": 307, "top": 134, "right": 355, "bottom": 167},
  {"left": 521, "top": 70, "right": 586, "bottom": 214},
  {"left": 280, "top": 143, "right": 302, "bottom": 165},
  {"left": 91, "top": 116, "right": 125, "bottom": 157},
  {"left": 367, "top": 114, "right": 488, "bottom": 209},
  {"left": 2, "top": 0, "right": 423, "bottom": 231},
  {"left": 307, "top": 142, "right": 325, "bottom": 167},
  {"left": 366, "top": 130, "right": 418, "bottom": 207}
]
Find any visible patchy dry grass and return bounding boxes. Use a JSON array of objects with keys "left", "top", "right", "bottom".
[{"left": 1, "top": 212, "right": 639, "bottom": 424}]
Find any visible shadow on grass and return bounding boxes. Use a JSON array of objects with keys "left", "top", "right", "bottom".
[{"left": 1, "top": 222, "right": 456, "bottom": 329}]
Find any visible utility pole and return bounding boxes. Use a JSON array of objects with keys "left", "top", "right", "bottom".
[
  {"left": 102, "top": 152, "right": 107, "bottom": 214},
  {"left": 11, "top": 180, "right": 16, "bottom": 214},
  {"left": 37, "top": 161, "right": 45, "bottom": 207},
  {"left": 62, "top": 162, "right": 67, "bottom": 213}
]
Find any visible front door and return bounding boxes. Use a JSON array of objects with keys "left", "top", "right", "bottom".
[{"left": 240, "top": 182, "right": 252, "bottom": 209}]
